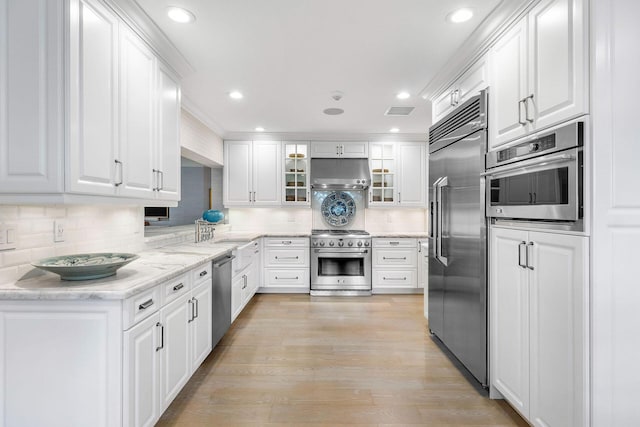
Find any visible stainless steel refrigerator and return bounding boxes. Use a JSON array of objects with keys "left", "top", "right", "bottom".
[{"left": 428, "top": 89, "right": 487, "bottom": 386}]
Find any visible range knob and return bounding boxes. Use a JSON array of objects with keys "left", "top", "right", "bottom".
[
  {"left": 364, "top": 241, "right": 370, "bottom": 247},
  {"left": 329, "top": 241, "right": 335, "bottom": 246},
  {"left": 357, "top": 241, "right": 363, "bottom": 247},
  {"left": 313, "top": 241, "right": 318, "bottom": 247},
  {"left": 320, "top": 241, "right": 325, "bottom": 247},
  {"left": 338, "top": 241, "right": 344, "bottom": 247},
  {"left": 348, "top": 241, "right": 354, "bottom": 247}
]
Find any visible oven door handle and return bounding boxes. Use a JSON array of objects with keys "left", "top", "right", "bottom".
[
  {"left": 314, "top": 250, "right": 368, "bottom": 257},
  {"left": 482, "top": 153, "right": 574, "bottom": 178}
]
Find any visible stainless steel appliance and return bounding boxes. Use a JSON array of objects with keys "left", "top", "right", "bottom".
[
  {"left": 485, "top": 121, "right": 584, "bottom": 231},
  {"left": 428, "top": 89, "right": 488, "bottom": 386},
  {"left": 211, "top": 253, "right": 234, "bottom": 347},
  {"left": 310, "top": 230, "right": 372, "bottom": 296}
]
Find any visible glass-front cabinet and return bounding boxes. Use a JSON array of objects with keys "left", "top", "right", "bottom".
[
  {"left": 283, "top": 142, "right": 310, "bottom": 206},
  {"left": 369, "top": 142, "right": 396, "bottom": 206}
]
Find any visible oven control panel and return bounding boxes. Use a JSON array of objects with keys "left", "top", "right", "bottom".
[{"left": 311, "top": 237, "right": 371, "bottom": 248}]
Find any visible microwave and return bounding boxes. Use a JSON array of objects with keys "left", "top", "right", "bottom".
[{"left": 484, "top": 122, "right": 583, "bottom": 231}]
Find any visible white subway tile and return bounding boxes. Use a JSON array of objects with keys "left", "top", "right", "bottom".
[
  {"left": 0, "top": 266, "right": 19, "bottom": 285},
  {"left": 18, "top": 206, "right": 46, "bottom": 218},
  {"left": 0, "top": 206, "right": 19, "bottom": 220},
  {"left": 2, "top": 249, "right": 31, "bottom": 267}
]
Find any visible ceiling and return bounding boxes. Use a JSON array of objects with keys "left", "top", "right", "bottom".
[{"left": 136, "top": 0, "right": 503, "bottom": 136}]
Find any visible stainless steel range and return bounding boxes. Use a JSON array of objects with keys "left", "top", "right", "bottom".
[{"left": 310, "top": 229, "right": 372, "bottom": 296}]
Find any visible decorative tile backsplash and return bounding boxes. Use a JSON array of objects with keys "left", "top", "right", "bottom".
[{"left": 0, "top": 205, "right": 145, "bottom": 285}]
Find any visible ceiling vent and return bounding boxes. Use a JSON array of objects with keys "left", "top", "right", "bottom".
[{"left": 385, "top": 106, "right": 415, "bottom": 116}]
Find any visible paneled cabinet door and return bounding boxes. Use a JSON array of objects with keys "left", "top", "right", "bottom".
[
  {"left": 310, "top": 143, "right": 341, "bottom": 158},
  {"left": 489, "top": 19, "right": 528, "bottom": 150},
  {"left": 68, "top": 0, "right": 120, "bottom": 196},
  {"left": 155, "top": 63, "right": 181, "bottom": 201},
  {"left": 231, "top": 274, "right": 244, "bottom": 322},
  {"left": 341, "top": 141, "right": 368, "bottom": 158},
  {"left": 490, "top": 227, "right": 530, "bottom": 419},
  {"left": 252, "top": 141, "right": 281, "bottom": 205},
  {"left": 397, "top": 142, "right": 426, "bottom": 206},
  {"left": 527, "top": 0, "right": 587, "bottom": 131},
  {"left": 159, "top": 294, "right": 191, "bottom": 412},
  {"left": 123, "top": 312, "right": 161, "bottom": 427},
  {"left": 224, "top": 141, "right": 253, "bottom": 206},
  {"left": 119, "top": 26, "right": 156, "bottom": 199},
  {"left": 528, "top": 231, "right": 586, "bottom": 427},
  {"left": 191, "top": 280, "right": 213, "bottom": 370}
]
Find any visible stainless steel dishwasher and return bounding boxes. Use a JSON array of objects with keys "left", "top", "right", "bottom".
[{"left": 211, "top": 253, "right": 235, "bottom": 348}]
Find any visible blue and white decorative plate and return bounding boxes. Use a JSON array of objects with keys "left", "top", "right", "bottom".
[
  {"left": 32, "top": 253, "right": 139, "bottom": 281},
  {"left": 321, "top": 191, "right": 356, "bottom": 227}
]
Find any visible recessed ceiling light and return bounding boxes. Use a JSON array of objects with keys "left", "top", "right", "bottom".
[
  {"left": 255, "top": 127, "right": 265, "bottom": 132},
  {"left": 447, "top": 8, "right": 474, "bottom": 23},
  {"left": 166, "top": 6, "right": 196, "bottom": 23},
  {"left": 323, "top": 108, "right": 344, "bottom": 115},
  {"left": 229, "top": 91, "right": 243, "bottom": 99},
  {"left": 390, "top": 127, "right": 400, "bottom": 133},
  {"left": 396, "top": 92, "right": 410, "bottom": 100}
]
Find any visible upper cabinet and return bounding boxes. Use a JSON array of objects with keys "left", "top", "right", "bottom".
[
  {"left": 223, "top": 141, "right": 281, "bottom": 207},
  {"left": 0, "top": 0, "right": 182, "bottom": 205},
  {"left": 283, "top": 142, "right": 310, "bottom": 206},
  {"left": 369, "top": 141, "right": 426, "bottom": 208},
  {"left": 432, "top": 57, "right": 488, "bottom": 125},
  {"left": 310, "top": 141, "right": 368, "bottom": 158},
  {"left": 489, "top": 0, "right": 588, "bottom": 149}
]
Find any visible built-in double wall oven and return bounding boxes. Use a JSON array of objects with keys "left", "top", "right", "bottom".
[{"left": 485, "top": 121, "right": 584, "bottom": 231}]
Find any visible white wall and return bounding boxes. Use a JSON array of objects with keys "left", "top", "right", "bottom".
[
  {"left": 180, "top": 109, "right": 224, "bottom": 167},
  {"left": 0, "top": 205, "right": 144, "bottom": 285}
]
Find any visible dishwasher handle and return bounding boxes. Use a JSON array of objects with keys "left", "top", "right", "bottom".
[{"left": 213, "top": 254, "right": 236, "bottom": 268}]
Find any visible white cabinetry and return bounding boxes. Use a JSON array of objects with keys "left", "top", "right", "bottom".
[
  {"left": 372, "top": 238, "right": 420, "bottom": 292},
  {"left": 0, "top": 0, "right": 181, "bottom": 205},
  {"left": 283, "top": 142, "right": 310, "bottom": 205},
  {"left": 490, "top": 226, "right": 588, "bottom": 426},
  {"left": 432, "top": 57, "right": 488, "bottom": 124},
  {"left": 224, "top": 141, "right": 281, "bottom": 207},
  {"left": 261, "top": 237, "right": 310, "bottom": 293},
  {"left": 310, "top": 141, "right": 368, "bottom": 158},
  {"left": 489, "top": 0, "right": 587, "bottom": 149},
  {"left": 231, "top": 239, "right": 261, "bottom": 321},
  {"left": 368, "top": 142, "right": 426, "bottom": 208}
]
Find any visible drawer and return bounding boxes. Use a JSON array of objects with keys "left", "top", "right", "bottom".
[
  {"left": 264, "top": 247, "right": 309, "bottom": 267},
  {"left": 191, "top": 262, "right": 212, "bottom": 286},
  {"left": 263, "top": 237, "right": 309, "bottom": 247},
  {"left": 234, "top": 241, "right": 257, "bottom": 273},
  {"left": 373, "top": 238, "right": 417, "bottom": 248},
  {"left": 372, "top": 269, "right": 417, "bottom": 288},
  {"left": 264, "top": 268, "right": 310, "bottom": 288},
  {"left": 123, "top": 285, "right": 162, "bottom": 330},
  {"left": 373, "top": 248, "right": 417, "bottom": 267},
  {"left": 163, "top": 273, "right": 190, "bottom": 305}
]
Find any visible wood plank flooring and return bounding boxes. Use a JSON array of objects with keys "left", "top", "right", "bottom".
[{"left": 158, "top": 294, "right": 527, "bottom": 426}]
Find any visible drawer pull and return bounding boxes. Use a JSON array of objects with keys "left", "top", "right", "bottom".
[
  {"left": 199, "top": 270, "right": 208, "bottom": 277},
  {"left": 383, "top": 256, "right": 407, "bottom": 260},
  {"left": 281, "top": 241, "right": 292, "bottom": 245},
  {"left": 255, "top": 250, "right": 260, "bottom": 254},
  {"left": 172, "top": 283, "right": 184, "bottom": 292},
  {"left": 275, "top": 256, "right": 299, "bottom": 260},
  {"left": 275, "top": 276, "right": 299, "bottom": 280},
  {"left": 389, "top": 242, "right": 400, "bottom": 245},
  {"left": 383, "top": 277, "right": 407, "bottom": 281},
  {"left": 138, "top": 299, "right": 154, "bottom": 310}
]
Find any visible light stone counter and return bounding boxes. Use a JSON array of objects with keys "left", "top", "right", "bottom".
[{"left": 369, "top": 232, "right": 429, "bottom": 238}]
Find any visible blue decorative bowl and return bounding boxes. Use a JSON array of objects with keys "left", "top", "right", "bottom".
[
  {"left": 32, "top": 253, "right": 139, "bottom": 281},
  {"left": 202, "top": 209, "right": 224, "bottom": 223}
]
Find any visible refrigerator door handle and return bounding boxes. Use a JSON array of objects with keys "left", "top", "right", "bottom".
[
  {"left": 430, "top": 177, "right": 443, "bottom": 240},
  {"left": 436, "top": 176, "right": 449, "bottom": 266}
]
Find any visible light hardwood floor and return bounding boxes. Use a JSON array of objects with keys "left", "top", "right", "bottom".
[{"left": 158, "top": 294, "right": 527, "bottom": 426}]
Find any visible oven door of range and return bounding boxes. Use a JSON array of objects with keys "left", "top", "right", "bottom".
[{"left": 311, "top": 248, "right": 371, "bottom": 290}]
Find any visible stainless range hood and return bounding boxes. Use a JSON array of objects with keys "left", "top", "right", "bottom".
[{"left": 310, "top": 158, "right": 371, "bottom": 190}]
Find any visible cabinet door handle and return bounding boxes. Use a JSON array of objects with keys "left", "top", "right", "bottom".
[
  {"left": 188, "top": 299, "right": 194, "bottom": 322},
  {"left": 525, "top": 94, "right": 535, "bottom": 123},
  {"left": 526, "top": 242, "right": 534, "bottom": 270},
  {"left": 193, "top": 297, "right": 199, "bottom": 319},
  {"left": 114, "top": 159, "right": 123, "bottom": 187},
  {"left": 199, "top": 270, "right": 208, "bottom": 277},
  {"left": 336, "top": 145, "right": 340, "bottom": 155},
  {"left": 398, "top": 192, "right": 401, "bottom": 203},
  {"left": 455, "top": 89, "right": 461, "bottom": 105},
  {"left": 156, "top": 322, "right": 164, "bottom": 351},
  {"left": 255, "top": 249, "right": 260, "bottom": 254},
  {"left": 383, "top": 256, "right": 407, "bottom": 260},
  {"left": 450, "top": 91, "right": 455, "bottom": 107},
  {"left": 518, "top": 99, "right": 527, "bottom": 126},
  {"left": 253, "top": 191, "right": 256, "bottom": 202},
  {"left": 173, "top": 283, "right": 184, "bottom": 292},
  {"left": 529, "top": 192, "right": 533, "bottom": 204},
  {"left": 152, "top": 169, "right": 159, "bottom": 191},
  {"left": 341, "top": 145, "right": 344, "bottom": 155},
  {"left": 138, "top": 299, "right": 154, "bottom": 310},
  {"left": 518, "top": 241, "right": 527, "bottom": 268},
  {"left": 249, "top": 191, "right": 252, "bottom": 202}
]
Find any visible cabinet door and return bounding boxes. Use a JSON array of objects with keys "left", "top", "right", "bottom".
[
  {"left": 489, "top": 20, "right": 529, "bottom": 149},
  {"left": 341, "top": 142, "right": 368, "bottom": 158},
  {"left": 123, "top": 312, "right": 161, "bottom": 427},
  {"left": 397, "top": 142, "right": 426, "bottom": 207},
  {"left": 528, "top": 232, "right": 587, "bottom": 427},
  {"left": 159, "top": 294, "right": 191, "bottom": 412},
  {"left": 252, "top": 141, "right": 281, "bottom": 205},
  {"left": 528, "top": 0, "right": 587, "bottom": 131},
  {"left": 0, "top": 0, "right": 64, "bottom": 194},
  {"left": 310, "top": 142, "right": 341, "bottom": 158},
  {"left": 224, "top": 141, "right": 252, "bottom": 206},
  {"left": 231, "top": 274, "right": 244, "bottom": 322},
  {"left": 68, "top": 0, "right": 119, "bottom": 196},
  {"left": 432, "top": 88, "right": 456, "bottom": 124},
  {"left": 191, "top": 280, "right": 213, "bottom": 370},
  {"left": 156, "top": 63, "right": 181, "bottom": 201},
  {"left": 119, "top": 26, "right": 156, "bottom": 198},
  {"left": 458, "top": 56, "right": 489, "bottom": 103},
  {"left": 490, "top": 227, "right": 530, "bottom": 418},
  {"left": 369, "top": 142, "right": 396, "bottom": 206}
]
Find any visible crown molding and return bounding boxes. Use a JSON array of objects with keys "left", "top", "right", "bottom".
[
  {"left": 180, "top": 96, "right": 227, "bottom": 137},
  {"left": 223, "top": 132, "right": 427, "bottom": 143}
]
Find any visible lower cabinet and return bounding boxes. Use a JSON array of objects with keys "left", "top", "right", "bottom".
[
  {"left": 231, "top": 239, "right": 261, "bottom": 322},
  {"left": 490, "top": 226, "right": 588, "bottom": 426},
  {"left": 372, "top": 238, "right": 420, "bottom": 292},
  {"left": 261, "top": 237, "right": 310, "bottom": 293}
]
